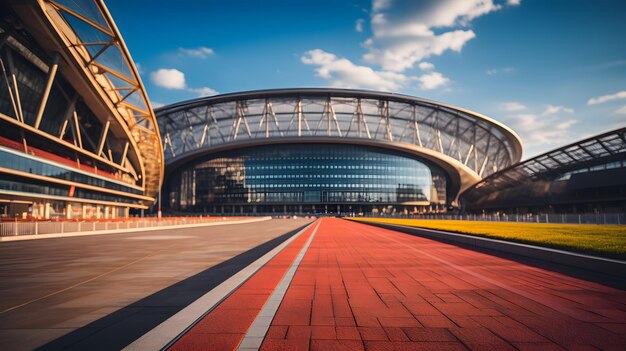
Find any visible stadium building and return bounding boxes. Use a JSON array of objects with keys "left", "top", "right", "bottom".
[
  {"left": 461, "top": 127, "right": 626, "bottom": 214},
  {"left": 2, "top": 1, "right": 623, "bottom": 219},
  {"left": 0, "top": 0, "right": 163, "bottom": 219},
  {"left": 156, "top": 89, "right": 522, "bottom": 215}
]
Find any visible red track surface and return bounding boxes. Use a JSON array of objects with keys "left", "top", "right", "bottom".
[
  {"left": 170, "top": 222, "right": 317, "bottom": 350},
  {"left": 175, "top": 218, "right": 626, "bottom": 350}
]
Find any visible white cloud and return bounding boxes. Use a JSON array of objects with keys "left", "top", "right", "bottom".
[
  {"left": 500, "top": 102, "right": 526, "bottom": 112},
  {"left": 355, "top": 19, "right": 365, "bottom": 32},
  {"left": 150, "top": 68, "right": 186, "bottom": 89},
  {"left": 150, "top": 68, "right": 219, "bottom": 96},
  {"left": 507, "top": 0, "right": 521, "bottom": 6},
  {"left": 363, "top": 0, "right": 503, "bottom": 72},
  {"left": 587, "top": 90, "right": 626, "bottom": 105},
  {"left": 151, "top": 101, "right": 164, "bottom": 108},
  {"left": 614, "top": 105, "right": 626, "bottom": 115},
  {"left": 179, "top": 46, "right": 215, "bottom": 59},
  {"left": 486, "top": 67, "right": 514, "bottom": 75},
  {"left": 418, "top": 62, "right": 435, "bottom": 70},
  {"left": 418, "top": 71, "right": 449, "bottom": 90},
  {"left": 502, "top": 113, "right": 576, "bottom": 150},
  {"left": 543, "top": 104, "right": 574, "bottom": 115},
  {"left": 190, "top": 87, "right": 219, "bottom": 97},
  {"left": 301, "top": 49, "right": 415, "bottom": 91}
]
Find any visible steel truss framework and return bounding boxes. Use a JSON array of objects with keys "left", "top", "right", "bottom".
[
  {"left": 22, "top": 0, "right": 163, "bottom": 201},
  {"left": 157, "top": 89, "right": 522, "bottom": 180},
  {"left": 462, "top": 127, "right": 626, "bottom": 202}
]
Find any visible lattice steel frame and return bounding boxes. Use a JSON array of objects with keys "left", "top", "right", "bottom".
[
  {"left": 28, "top": 0, "right": 164, "bottom": 202},
  {"left": 462, "top": 127, "right": 626, "bottom": 202},
  {"left": 157, "top": 89, "right": 522, "bottom": 197}
]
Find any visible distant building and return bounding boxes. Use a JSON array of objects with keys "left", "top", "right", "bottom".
[
  {"left": 461, "top": 128, "right": 626, "bottom": 214},
  {"left": 0, "top": 0, "right": 163, "bottom": 219}
]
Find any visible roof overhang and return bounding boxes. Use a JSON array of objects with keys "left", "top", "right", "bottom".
[{"left": 164, "top": 137, "right": 482, "bottom": 204}]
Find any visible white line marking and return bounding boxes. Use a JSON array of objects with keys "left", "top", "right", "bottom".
[
  {"left": 237, "top": 219, "right": 322, "bottom": 351},
  {"left": 122, "top": 221, "right": 315, "bottom": 351}
]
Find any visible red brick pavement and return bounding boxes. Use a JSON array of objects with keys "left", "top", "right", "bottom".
[
  {"left": 261, "top": 218, "right": 626, "bottom": 351},
  {"left": 170, "top": 221, "right": 318, "bottom": 351},
  {"left": 170, "top": 218, "right": 626, "bottom": 350}
]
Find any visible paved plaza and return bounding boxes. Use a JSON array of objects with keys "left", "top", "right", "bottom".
[{"left": 1, "top": 218, "right": 625, "bottom": 350}]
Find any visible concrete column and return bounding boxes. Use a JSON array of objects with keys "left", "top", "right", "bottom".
[
  {"left": 82, "top": 204, "right": 87, "bottom": 219},
  {"left": 124, "top": 207, "right": 130, "bottom": 218},
  {"left": 66, "top": 203, "right": 72, "bottom": 219},
  {"left": 44, "top": 202, "right": 50, "bottom": 219},
  {"left": 96, "top": 205, "right": 102, "bottom": 219},
  {"left": 104, "top": 206, "right": 109, "bottom": 219},
  {"left": 111, "top": 207, "right": 116, "bottom": 219}
]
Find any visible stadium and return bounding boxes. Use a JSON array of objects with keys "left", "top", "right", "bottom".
[
  {"left": 0, "top": 0, "right": 162, "bottom": 219},
  {"left": 156, "top": 89, "right": 522, "bottom": 215},
  {"left": 1, "top": 0, "right": 624, "bottom": 218}
]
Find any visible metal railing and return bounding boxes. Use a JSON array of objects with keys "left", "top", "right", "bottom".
[
  {"left": 367, "top": 213, "right": 626, "bottom": 225},
  {"left": 0, "top": 217, "right": 244, "bottom": 237}
]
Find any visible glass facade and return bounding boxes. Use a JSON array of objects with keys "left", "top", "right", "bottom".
[
  {"left": 167, "top": 143, "right": 448, "bottom": 214},
  {"left": 0, "top": 148, "right": 143, "bottom": 195}
]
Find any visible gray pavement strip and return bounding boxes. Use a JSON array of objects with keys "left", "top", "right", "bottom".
[
  {"left": 122, "top": 220, "right": 317, "bottom": 351},
  {"left": 0, "top": 217, "right": 272, "bottom": 242},
  {"left": 236, "top": 220, "right": 322, "bottom": 351}
]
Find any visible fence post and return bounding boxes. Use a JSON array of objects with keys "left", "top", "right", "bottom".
[
  {"left": 14, "top": 222, "right": 18, "bottom": 236},
  {"left": 61, "top": 222, "right": 64, "bottom": 233},
  {"left": 35, "top": 221, "right": 38, "bottom": 235}
]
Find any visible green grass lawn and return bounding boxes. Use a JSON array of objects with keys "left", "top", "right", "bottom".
[{"left": 348, "top": 217, "right": 626, "bottom": 259}]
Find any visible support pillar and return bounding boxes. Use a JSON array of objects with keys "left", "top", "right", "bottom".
[{"left": 66, "top": 203, "right": 72, "bottom": 219}]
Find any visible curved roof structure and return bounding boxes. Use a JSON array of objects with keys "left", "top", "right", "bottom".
[
  {"left": 156, "top": 89, "right": 522, "bottom": 199},
  {"left": 32, "top": 0, "right": 164, "bottom": 201},
  {"left": 461, "top": 127, "right": 626, "bottom": 205}
]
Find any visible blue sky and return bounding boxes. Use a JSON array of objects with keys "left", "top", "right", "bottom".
[{"left": 107, "top": 0, "right": 626, "bottom": 158}]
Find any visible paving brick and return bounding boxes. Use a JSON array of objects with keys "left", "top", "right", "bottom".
[
  {"left": 402, "top": 327, "right": 457, "bottom": 342},
  {"left": 363, "top": 341, "right": 467, "bottom": 351},
  {"left": 311, "top": 339, "right": 364, "bottom": 351},
  {"left": 358, "top": 326, "right": 389, "bottom": 341},
  {"left": 266, "top": 325, "right": 288, "bottom": 339},
  {"left": 260, "top": 338, "right": 309, "bottom": 351},
  {"left": 311, "top": 326, "right": 336, "bottom": 340}
]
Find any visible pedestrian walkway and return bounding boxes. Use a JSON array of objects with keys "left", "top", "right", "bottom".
[{"left": 157, "top": 218, "right": 626, "bottom": 350}]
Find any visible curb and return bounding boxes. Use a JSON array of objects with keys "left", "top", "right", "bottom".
[
  {"left": 123, "top": 220, "right": 316, "bottom": 351},
  {"left": 0, "top": 217, "right": 272, "bottom": 242},
  {"left": 352, "top": 220, "right": 626, "bottom": 279}
]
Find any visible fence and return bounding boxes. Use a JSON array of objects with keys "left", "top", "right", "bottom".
[
  {"left": 0, "top": 217, "right": 238, "bottom": 237},
  {"left": 368, "top": 213, "right": 626, "bottom": 225}
]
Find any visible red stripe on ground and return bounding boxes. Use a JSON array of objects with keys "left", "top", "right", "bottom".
[
  {"left": 261, "top": 218, "right": 626, "bottom": 351},
  {"left": 169, "top": 221, "right": 318, "bottom": 351}
]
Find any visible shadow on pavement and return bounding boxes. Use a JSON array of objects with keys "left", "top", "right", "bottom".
[{"left": 36, "top": 224, "right": 309, "bottom": 351}]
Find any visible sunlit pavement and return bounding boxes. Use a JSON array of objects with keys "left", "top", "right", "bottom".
[
  {"left": 174, "top": 218, "right": 626, "bottom": 351},
  {"left": 0, "top": 219, "right": 311, "bottom": 351}
]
